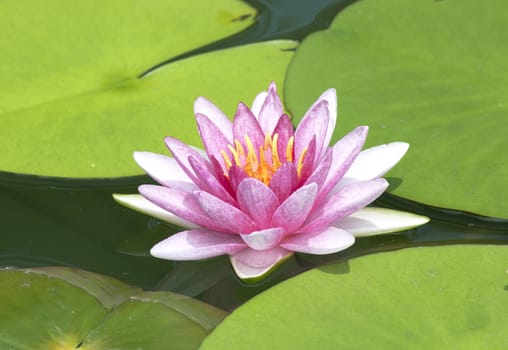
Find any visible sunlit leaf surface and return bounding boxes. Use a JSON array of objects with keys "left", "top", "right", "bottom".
[
  {"left": 201, "top": 245, "right": 508, "bottom": 349},
  {"left": 285, "top": 0, "right": 508, "bottom": 218},
  {"left": 0, "top": 0, "right": 295, "bottom": 178}
]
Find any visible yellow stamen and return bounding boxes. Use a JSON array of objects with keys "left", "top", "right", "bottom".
[
  {"left": 259, "top": 146, "right": 270, "bottom": 184},
  {"left": 244, "top": 135, "right": 259, "bottom": 174},
  {"left": 286, "top": 136, "right": 294, "bottom": 162},
  {"left": 227, "top": 144, "right": 241, "bottom": 167},
  {"left": 264, "top": 133, "right": 271, "bottom": 149},
  {"left": 271, "top": 133, "right": 281, "bottom": 169},
  {"left": 234, "top": 140, "right": 245, "bottom": 163},
  {"left": 296, "top": 147, "right": 308, "bottom": 177},
  {"left": 219, "top": 132, "right": 308, "bottom": 184},
  {"left": 221, "top": 150, "right": 233, "bottom": 170}
]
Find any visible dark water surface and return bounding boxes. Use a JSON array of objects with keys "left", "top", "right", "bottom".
[{"left": 1, "top": 0, "right": 507, "bottom": 311}]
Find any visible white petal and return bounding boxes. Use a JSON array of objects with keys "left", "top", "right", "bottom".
[
  {"left": 337, "top": 142, "right": 409, "bottom": 188},
  {"left": 281, "top": 227, "right": 355, "bottom": 254},
  {"left": 334, "top": 207, "right": 430, "bottom": 237},
  {"left": 251, "top": 91, "right": 268, "bottom": 117},
  {"left": 303, "top": 88, "right": 337, "bottom": 152},
  {"left": 150, "top": 229, "right": 246, "bottom": 260},
  {"left": 113, "top": 194, "right": 199, "bottom": 229},
  {"left": 321, "top": 89, "right": 337, "bottom": 150},
  {"left": 230, "top": 247, "right": 293, "bottom": 281},
  {"left": 240, "top": 227, "right": 285, "bottom": 251},
  {"left": 133, "top": 151, "right": 194, "bottom": 189}
]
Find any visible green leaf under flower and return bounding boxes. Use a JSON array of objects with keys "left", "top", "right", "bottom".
[
  {"left": 201, "top": 245, "right": 508, "bottom": 349},
  {"left": 285, "top": 0, "right": 508, "bottom": 219}
]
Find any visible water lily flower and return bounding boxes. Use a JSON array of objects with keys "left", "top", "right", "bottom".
[{"left": 114, "top": 83, "right": 429, "bottom": 281}]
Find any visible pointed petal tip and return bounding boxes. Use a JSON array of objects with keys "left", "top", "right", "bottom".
[
  {"left": 137, "top": 183, "right": 154, "bottom": 196},
  {"left": 132, "top": 150, "right": 142, "bottom": 160},
  {"left": 112, "top": 192, "right": 128, "bottom": 203},
  {"left": 356, "top": 125, "right": 369, "bottom": 134},
  {"left": 113, "top": 192, "right": 199, "bottom": 229},
  {"left": 150, "top": 229, "right": 246, "bottom": 260},
  {"left": 378, "top": 177, "right": 390, "bottom": 189},
  {"left": 393, "top": 141, "right": 410, "bottom": 155},
  {"left": 337, "top": 141, "right": 410, "bottom": 187},
  {"left": 281, "top": 227, "right": 355, "bottom": 255},
  {"left": 193, "top": 96, "right": 207, "bottom": 110},
  {"left": 132, "top": 150, "right": 153, "bottom": 164},
  {"left": 163, "top": 136, "right": 176, "bottom": 148},
  {"left": 335, "top": 207, "right": 430, "bottom": 237}
]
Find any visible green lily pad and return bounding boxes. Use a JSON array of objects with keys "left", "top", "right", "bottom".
[
  {"left": 285, "top": 0, "right": 508, "bottom": 219},
  {"left": 0, "top": 0, "right": 296, "bottom": 178},
  {"left": 0, "top": 267, "right": 225, "bottom": 349},
  {"left": 0, "top": 0, "right": 254, "bottom": 115},
  {"left": 201, "top": 245, "right": 508, "bottom": 349}
]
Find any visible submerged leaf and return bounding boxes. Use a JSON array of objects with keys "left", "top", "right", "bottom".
[{"left": 0, "top": 267, "right": 225, "bottom": 349}]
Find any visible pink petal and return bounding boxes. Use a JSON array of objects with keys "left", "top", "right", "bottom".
[
  {"left": 164, "top": 136, "right": 208, "bottom": 183},
  {"left": 280, "top": 227, "right": 354, "bottom": 254},
  {"left": 139, "top": 185, "right": 227, "bottom": 232},
  {"left": 301, "top": 178, "right": 389, "bottom": 233},
  {"left": 269, "top": 162, "right": 298, "bottom": 202},
  {"left": 294, "top": 100, "right": 330, "bottom": 163},
  {"left": 150, "top": 229, "right": 246, "bottom": 260},
  {"left": 233, "top": 102, "right": 265, "bottom": 149},
  {"left": 317, "top": 126, "right": 369, "bottom": 203},
  {"left": 272, "top": 114, "right": 294, "bottom": 160},
  {"left": 237, "top": 178, "right": 280, "bottom": 228},
  {"left": 188, "top": 156, "right": 236, "bottom": 205},
  {"left": 196, "top": 191, "right": 258, "bottom": 234},
  {"left": 195, "top": 113, "right": 233, "bottom": 171},
  {"left": 304, "top": 148, "right": 332, "bottom": 190},
  {"left": 336, "top": 142, "right": 409, "bottom": 189},
  {"left": 272, "top": 183, "right": 318, "bottom": 233},
  {"left": 240, "top": 227, "right": 285, "bottom": 250},
  {"left": 230, "top": 246, "right": 292, "bottom": 281},
  {"left": 257, "top": 84, "right": 283, "bottom": 134},
  {"left": 194, "top": 96, "right": 233, "bottom": 142},
  {"left": 297, "top": 136, "right": 316, "bottom": 186},
  {"left": 268, "top": 81, "right": 278, "bottom": 92},
  {"left": 228, "top": 165, "right": 248, "bottom": 194},
  {"left": 133, "top": 151, "right": 196, "bottom": 192}
]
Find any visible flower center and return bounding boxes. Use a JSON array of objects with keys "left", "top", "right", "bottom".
[{"left": 220, "top": 134, "right": 308, "bottom": 185}]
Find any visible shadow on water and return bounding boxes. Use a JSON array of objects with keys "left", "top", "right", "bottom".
[
  {"left": 2, "top": 168, "right": 506, "bottom": 311},
  {"left": 139, "top": 0, "right": 357, "bottom": 77}
]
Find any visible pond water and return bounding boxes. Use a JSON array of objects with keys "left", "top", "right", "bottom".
[{"left": 1, "top": 0, "right": 507, "bottom": 312}]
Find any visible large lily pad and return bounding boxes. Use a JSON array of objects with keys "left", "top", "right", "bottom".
[
  {"left": 0, "top": 267, "right": 225, "bottom": 349},
  {"left": 0, "top": 0, "right": 296, "bottom": 178},
  {"left": 285, "top": 0, "right": 508, "bottom": 219},
  {"left": 0, "top": 0, "right": 254, "bottom": 115},
  {"left": 201, "top": 245, "right": 508, "bottom": 349}
]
